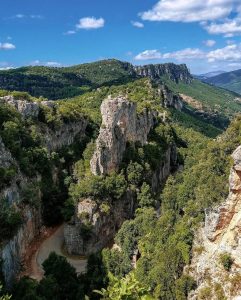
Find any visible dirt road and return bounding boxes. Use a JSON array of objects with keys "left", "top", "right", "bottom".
[{"left": 28, "top": 225, "right": 87, "bottom": 281}]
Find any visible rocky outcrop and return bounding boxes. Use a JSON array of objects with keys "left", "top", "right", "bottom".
[
  {"left": 188, "top": 146, "right": 241, "bottom": 300},
  {"left": 0, "top": 95, "right": 39, "bottom": 118},
  {"left": 90, "top": 96, "right": 158, "bottom": 175},
  {"left": 134, "top": 63, "right": 192, "bottom": 84},
  {"left": 159, "top": 84, "right": 183, "bottom": 111},
  {"left": 65, "top": 96, "right": 177, "bottom": 256},
  {"left": 64, "top": 191, "right": 135, "bottom": 255}
]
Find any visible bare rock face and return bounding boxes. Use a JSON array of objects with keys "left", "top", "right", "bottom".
[
  {"left": 90, "top": 96, "right": 157, "bottom": 175},
  {"left": 0, "top": 136, "right": 14, "bottom": 168},
  {"left": 134, "top": 63, "right": 192, "bottom": 84},
  {"left": 0, "top": 96, "right": 39, "bottom": 118},
  {"left": 44, "top": 119, "right": 88, "bottom": 152},
  {"left": 159, "top": 85, "right": 183, "bottom": 111},
  {"left": 188, "top": 145, "right": 241, "bottom": 300},
  {"left": 64, "top": 191, "right": 135, "bottom": 255}
]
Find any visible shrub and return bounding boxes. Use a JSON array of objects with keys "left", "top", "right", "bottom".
[{"left": 219, "top": 253, "right": 233, "bottom": 271}]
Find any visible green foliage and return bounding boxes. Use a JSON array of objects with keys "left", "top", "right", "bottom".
[
  {"left": 0, "top": 198, "right": 22, "bottom": 242},
  {"left": 0, "top": 283, "right": 11, "bottom": 300},
  {"left": 163, "top": 77, "right": 241, "bottom": 128},
  {"left": 137, "top": 183, "right": 154, "bottom": 208},
  {"left": 94, "top": 272, "right": 154, "bottom": 300},
  {"left": 169, "top": 108, "right": 222, "bottom": 138},
  {"left": 42, "top": 252, "right": 81, "bottom": 300},
  {"left": 70, "top": 172, "right": 127, "bottom": 202},
  {"left": 219, "top": 253, "right": 233, "bottom": 271},
  {"left": 0, "top": 166, "right": 16, "bottom": 189},
  {"left": 175, "top": 275, "right": 197, "bottom": 300}
]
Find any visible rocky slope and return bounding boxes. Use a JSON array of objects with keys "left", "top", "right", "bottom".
[{"left": 188, "top": 146, "right": 241, "bottom": 300}]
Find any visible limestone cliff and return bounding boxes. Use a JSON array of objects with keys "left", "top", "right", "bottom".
[
  {"left": 188, "top": 146, "right": 241, "bottom": 300},
  {"left": 134, "top": 63, "right": 192, "bottom": 84},
  {"left": 90, "top": 96, "right": 158, "bottom": 175}
]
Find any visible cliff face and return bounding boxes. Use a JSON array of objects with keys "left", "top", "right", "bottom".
[
  {"left": 64, "top": 190, "right": 135, "bottom": 255},
  {"left": 0, "top": 96, "right": 40, "bottom": 118},
  {"left": 90, "top": 96, "right": 158, "bottom": 175},
  {"left": 0, "top": 95, "right": 88, "bottom": 152},
  {"left": 0, "top": 97, "right": 88, "bottom": 286},
  {"left": 188, "top": 146, "right": 241, "bottom": 300},
  {"left": 65, "top": 96, "right": 177, "bottom": 256},
  {"left": 134, "top": 63, "right": 192, "bottom": 84}
]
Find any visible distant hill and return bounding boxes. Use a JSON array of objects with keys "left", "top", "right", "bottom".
[
  {"left": 204, "top": 69, "right": 241, "bottom": 95},
  {"left": 0, "top": 59, "right": 241, "bottom": 130},
  {"left": 160, "top": 75, "right": 241, "bottom": 129},
  {"left": 0, "top": 59, "right": 191, "bottom": 100},
  {"left": 195, "top": 70, "right": 226, "bottom": 80}
]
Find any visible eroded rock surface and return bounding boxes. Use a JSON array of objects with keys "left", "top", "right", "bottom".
[
  {"left": 135, "top": 63, "right": 192, "bottom": 84},
  {"left": 0, "top": 96, "right": 39, "bottom": 118},
  {"left": 188, "top": 145, "right": 241, "bottom": 300},
  {"left": 90, "top": 96, "right": 158, "bottom": 175}
]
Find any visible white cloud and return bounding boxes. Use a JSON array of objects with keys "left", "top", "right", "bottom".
[
  {"left": 30, "top": 15, "right": 43, "bottom": 19},
  {"left": 76, "top": 17, "right": 105, "bottom": 30},
  {"left": 140, "top": 0, "right": 235, "bottom": 23},
  {"left": 0, "top": 67, "right": 14, "bottom": 70},
  {"left": 207, "top": 43, "right": 241, "bottom": 62},
  {"left": 64, "top": 30, "right": 76, "bottom": 35},
  {"left": 0, "top": 62, "right": 14, "bottom": 70},
  {"left": 204, "top": 18, "right": 241, "bottom": 36},
  {"left": 0, "top": 43, "right": 15, "bottom": 50},
  {"left": 134, "top": 50, "right": 162, "bottom": 60},
  {"left": 163, "top": 48, "right": 205, "bottom": 60},
  {"left": 15, "top": 14, "right": 25, "bottom": 19},
  {"left": 12, "top": 14, "right": 43, "bottom": 20},
  {"left": 30, "top": 60, "right": 62, "bottom": 67},
  {"left": 131, "top": 21, "right": 144, "bottom": 28},
  {"left": 203, "top": 39, "right": 216, "bottom": 47},
  {"left": 134, "top": 48, "right": 204, "bottom": 61}
]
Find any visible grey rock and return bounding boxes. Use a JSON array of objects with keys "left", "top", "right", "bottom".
[{"left": 90, "top": 96, "right": 157, "bottom": 175}]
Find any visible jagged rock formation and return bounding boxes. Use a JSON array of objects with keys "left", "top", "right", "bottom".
[
  {"left": 65, "top": 97, "right": 177, "bottom": 256},
  {"left": 159, "top": 84, "right": 183, "bottom": 111},
  {"left": 135, "top": 63, "right": 192, "bottom": 84},
  {"left": 188, "top": 146, "right": 241, "bottom": 300},
  {"left": 90, "top": 96, "right": 158, "bottom": 175}
]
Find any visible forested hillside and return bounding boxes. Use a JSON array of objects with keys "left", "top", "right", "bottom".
[{"left": 0, "top": 60, "right": 241, "bottom": 300}]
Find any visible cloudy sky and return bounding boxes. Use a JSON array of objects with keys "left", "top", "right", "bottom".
[{"left": 1, "top": 0, "right": 241, "bottom": 73}]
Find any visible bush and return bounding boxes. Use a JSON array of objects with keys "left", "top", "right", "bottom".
[{"left": 219, "top": 253, "right": 233, "bottom": 271}]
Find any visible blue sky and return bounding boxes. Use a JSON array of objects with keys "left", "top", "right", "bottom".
[{"left": 1, "top": 0, "right": 241, "bottom": 73}]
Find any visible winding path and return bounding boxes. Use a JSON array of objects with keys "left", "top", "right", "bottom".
[{"left": 29, "top": 225, "right": 87, "bottom": 281}]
